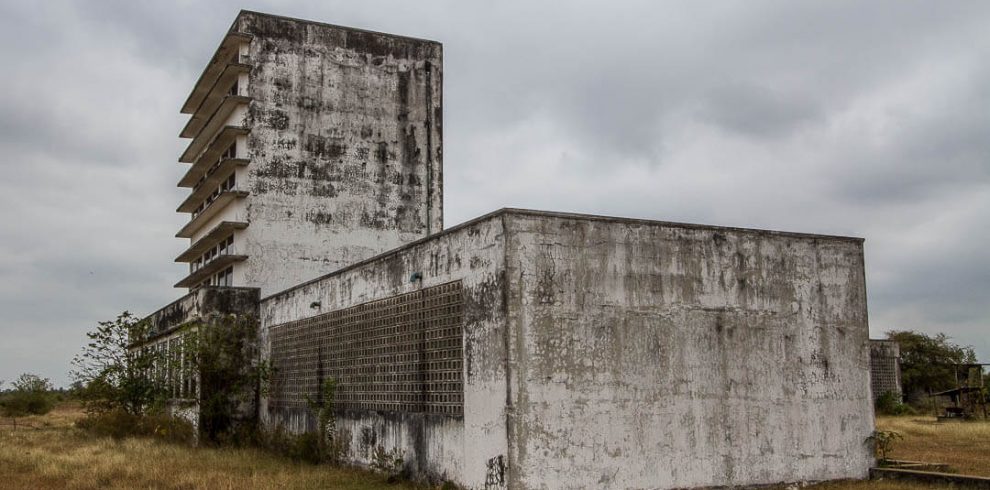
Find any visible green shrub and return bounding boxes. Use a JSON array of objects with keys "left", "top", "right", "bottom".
[
  {"left": 76, "top": 409, "right": 195, "bottom": 445},
  {"left": 0, "top": 373, "right": 55, "bottom": 425},
  {"left": 254, "top": 423, "right": 353, "bottom": 466},
  {"left": 875, "top": 391, "right": 914, "bottom": 416},
  {"left": 292, "top": 432, "right": 325, "bottom": 464},
  {"left": 865, "top": 429, "right": 903, "bottom": 464},
  {"left": 370, "top": 445, "right": 406, "bottom": 481},
  {"left": 297, "top": 378, "right": 349, "bottom": 464},
  {"left": 0, "top": 390, "right": 54, "bottom": 418}
]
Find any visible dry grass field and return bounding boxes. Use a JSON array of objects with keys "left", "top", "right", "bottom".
[
  {"left": 1, "top": 406, "right": 987, "bottom": 489},
  {"left": 799, "top": 415, "right": 990, "bottom": 490},
  {"left": 875, "top": 415, "right": 990, "bottom": 476},
  {"left": 0, "top": 403, "right": 430, "bottom": 490}
]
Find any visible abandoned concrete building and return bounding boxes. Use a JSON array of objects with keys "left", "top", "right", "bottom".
[{"left": 141, "top": 10, "right": 875, "bottom": 489}]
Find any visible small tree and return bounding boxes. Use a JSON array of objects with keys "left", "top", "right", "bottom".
[
  {"left": 886, "top": 330, "right": 977, "bottom": 405},
  {"left": 71, "top": 311, "right": 165, "bottom": 415},
  {"left": 865, "top": 430, "right": 903, "bottom": 464},
  {"left": 0, "top": 373, "right": 54, "bottom": 429},
  {"left": 304, "top": 377, "right": 348, "bottom": 464},
  {"left": 72, "top": 311, "right": 269, "bottom": 444}
]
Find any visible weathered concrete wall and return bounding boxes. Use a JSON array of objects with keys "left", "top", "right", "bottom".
[
  {"left": 869, "top": 339, "right": 902, "bottom": 401},
  {"left": 144, "top": 286, "right": 260, "bottom": 340},
  {"left": 501, "top": 210, "right": 873, "bottom": 489},
  {"left": 258, "top": 208, "right": 873, "bottom": 488},
  {"left": 235, "top": 11, "right": 443, "bottom": 296},
  {"left": 260, "top": 213, "right": 507, "bottom": 487}
]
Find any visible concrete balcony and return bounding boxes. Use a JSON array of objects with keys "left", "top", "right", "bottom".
[
  {"left": 175, "top": 221, "right": 248, "bottom": 263},
  {"left": 180, "top": 31, "right": 253, "bottom": 115},
  {"left": 176, "top": 190, "right": 248, "bottom": 239},
  {"left": 179, "top": 96, "right": 250, "bottom": 164},
  {"left": 178, "top": 156, "right": 249, "bottom": 189},
  {"left": 177, "top": 163, "right": 249, "bottom": 212},
  {"left": 180, "top": 63, "right": 252, "bottom": 139},
  {"left": 177, "top": 126, "right": 249, "bottom": 187},
  {"left": 174, "top": 246, "right": 247, "bottom": 288}
]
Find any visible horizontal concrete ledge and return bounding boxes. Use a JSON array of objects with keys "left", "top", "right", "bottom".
[
  {"left": 174, "top": 254, "right": 247, "bottom": 288},
  {"left": 884, "top": 459, "right": 951, "bottom": 472},
  {"left": 175, "top": 221, "right": 248, "bottom": 262},
  {"left": 175, "top": 190, "right": 249, "bottom": 238},
  {"left": 176, "top": 159, "right": 250, "bottom": 211},
  {"left": 661, "top": 480, "right": 851, "bottom": 490},
  {"left": 178, "top": 157, "right": 249, "bottom": 188},
  {"left": 180, "top": 66, "right": 252, "bottom": 138},
  {"left": 181, "top": 31, "right": 253, "bottom": 114},
  {"left": 871, "top": 467, "right": 990, "bottom": 488}
]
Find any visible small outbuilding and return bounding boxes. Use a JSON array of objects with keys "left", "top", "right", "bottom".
[{"left": 260, "top": 208, "right": 875, "bottom": 488}]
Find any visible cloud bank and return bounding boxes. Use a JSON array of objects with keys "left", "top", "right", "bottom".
[{"left": 0, "top": 0, "right": 987, "bottom": 385}]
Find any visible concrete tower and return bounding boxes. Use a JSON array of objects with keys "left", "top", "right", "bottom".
[{"left": 174, "top": 11, "right": 443, "bottom": 296}]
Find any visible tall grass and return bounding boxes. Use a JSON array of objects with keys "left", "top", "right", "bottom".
[
  {"left": 0, "top": 404, "right": 428, "bottom": 489},
  {"left": 4, "top": 405, "right": 987, "bottom": 489}
]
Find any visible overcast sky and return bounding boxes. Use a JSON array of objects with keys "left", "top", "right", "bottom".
[{"left": 0, "top": 1, "right": 987, "bottom": 387}]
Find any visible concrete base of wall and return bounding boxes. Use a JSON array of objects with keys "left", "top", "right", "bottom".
[{"left": 871, "top": 467, "right": 990, "bottom": 488}]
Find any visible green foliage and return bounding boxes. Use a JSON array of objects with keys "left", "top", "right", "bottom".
[
  {"left": 187, "top": 314, "right": 268, "bottom": 445},
  {"left": 0, "top": 373, "right": 55, "bottom": 422},
  {"left": 75, "top": 409, "right": 195, "bottom": 444},
  {"left": 291, "top": 431, "right": 326, "bottom": 464},
  {"left": 302, "top": 378, "right": 349, "bottom": 464},
  {"left": 11, "top": 373, "right": 52, "bottom": 393},
  {"left": 254, "top": 423, "right": 348, "bottom": 466},
  {"left": 875, "top": 391, "right": 914, "bottom": 416},
  {"left": 72, "top": 311, "right": 271, "bottom": 446},
  {"left": 316, "top": 378, "right": 337, "bottom": 448},
  {"left": 370, "top": 445, "right": 406, "bottom": 481},
  {"left": 886, "top": 330, "right": 977, "bottom": 404},
  {"left": 865, "top": 429, "right": 903, "bottom": 464},
  {"left": 71, "top": 312, "right": 166, "bottom": 415}
]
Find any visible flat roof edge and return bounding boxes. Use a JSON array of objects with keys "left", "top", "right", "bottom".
[
  {"left": 237, "top": 9, "right": 442, "bottom": 46},
  {"left": 261, "top": 207, "right": 862, "bottom": 303},
  {"left": 180, "top": 32, "right": 253, "bottom": 114},
  {"left": 499, "top": 208, "right": 865, "bottom": 243}
]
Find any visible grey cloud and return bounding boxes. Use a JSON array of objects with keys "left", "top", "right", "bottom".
[
  {"left": 1, "top": 0, "right": 989, "bottom": 386},
  {"left": 696, "top": 82, "right": 822, "bottom": 138}
]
